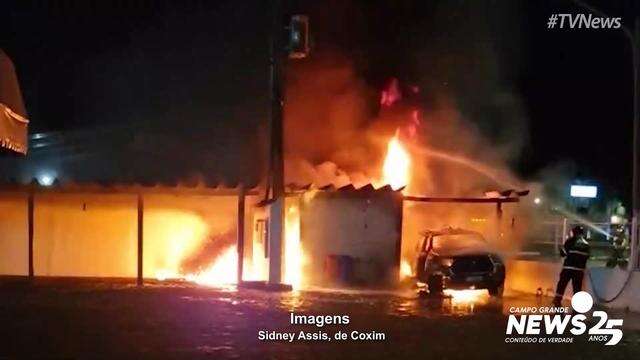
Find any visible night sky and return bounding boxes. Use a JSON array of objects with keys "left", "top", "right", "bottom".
[{"left": 0, "top": 0, "right": 638, "bottom": 203}]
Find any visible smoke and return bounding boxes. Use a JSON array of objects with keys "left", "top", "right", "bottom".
[
  {"left": 284, "top": 52, "right": 381, "bottom": 187},
  {"left": 281, "top": 2, "right": 551, "bottom": 262},
  {"left": 280, "top": 1, "right": 532, "bottom": 194},
  {"left": 281, "top": 50, "right": 544, "bottom": 257},
  {"left": 283, "top": 52, "right": 527, "bottom": 197}
]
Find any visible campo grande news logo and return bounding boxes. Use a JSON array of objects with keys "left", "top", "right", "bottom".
[{"left": 505, "top": 292, "right": 623, "bottom": 345}]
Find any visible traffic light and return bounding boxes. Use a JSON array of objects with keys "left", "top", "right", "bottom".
[{"left": 288, "top": 15, "right": 309, "bottom": 59}]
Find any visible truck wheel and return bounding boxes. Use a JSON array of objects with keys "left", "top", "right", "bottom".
[
  {"left": 427, "top": 275, "right": 443, "bottom": 295},
  {"left": 488, "top": 284, "right": 504, "bottom": 297}
]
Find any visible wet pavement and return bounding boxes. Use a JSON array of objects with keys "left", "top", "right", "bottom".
[{"left": 0, "top": 277, "right": 639, "bottom": 359}]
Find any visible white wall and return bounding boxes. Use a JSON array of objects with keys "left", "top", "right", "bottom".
[
  {"left": 34, "top": 193, "right": 137, "bottom": 277},
  {"left": 0, "top": 192, "right": 248, "bottom": 279},
  {"left": 505, "top": 259, "right": 640, "bottom": 313},
  {"left": 588, "top": 267, "right": 640, "bottom": 312},
  {"left": 300, "top": 192, "right": 402, "bottom": 286},
  {"left": 0, "top": 193, "right": 28, "bottom": 275}
]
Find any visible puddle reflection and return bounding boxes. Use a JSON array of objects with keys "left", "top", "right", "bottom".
[{"left": 171, "top": 282, "right": 542, "bottom": 319}]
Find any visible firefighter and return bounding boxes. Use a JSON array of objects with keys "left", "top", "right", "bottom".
[{"left": 552, "top": 225, "right": 591, "bottom": 307}]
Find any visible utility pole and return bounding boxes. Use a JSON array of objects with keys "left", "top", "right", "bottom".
[
  {"left": 265, "top": 2, "right": 310, "bottom": 286},
  {"left": 266, "top": 0, "right": 285, "bottom": 285}
]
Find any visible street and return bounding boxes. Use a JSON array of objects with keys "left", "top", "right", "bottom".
[{"left": 0, "top": 278, "right": 638, "bottom": 359}]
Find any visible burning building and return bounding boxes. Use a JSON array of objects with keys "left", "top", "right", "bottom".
[
  {"left": 257, "top": 184, "right": 405, "bottom": 289},
  {"left": 0, "top": 46, "right": 531, "bottom": 291},
  {"left": 299, "top": 184, "right": 403, "bottom": 287},
  {"left": 0, "top": 181, "right": 259, "bottom": 283},
  {"left": 0, "top": 146, "right": 524, "bottom": 292},
  {"left": 0, "top": 67, "right": 530, "bottom": 292}
]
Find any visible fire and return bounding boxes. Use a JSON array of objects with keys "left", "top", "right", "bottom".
[
  {"left": 382, "top": 132, "right": 411, "bottom": 190},
  {"left": 155, "top": 269, "right": 179, "bottom": 281},
  {"left": 443, "top": 289, "right": 488, "bottom": 305},
  {"left": 185, "top": 245, "right": 238, "bottom": 286},
  {"left": 284, "top": 204, "right": 305, "bottom": 289},
  {"left": 400, "top": 260, "right": 413, "bottom": 279},
  {"left": 154, "top": 205, "right": 305, "bottom": 289},
  {"left": 246, "top": 245, "right": 268, "bottom": 282},
  {"left": 154, "top": 244, "right": 238, "bottom": 287}
]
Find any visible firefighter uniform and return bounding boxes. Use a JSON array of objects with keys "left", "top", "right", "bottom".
[{"left": 553, "top": 227, "right": 590, "bottom": 306}]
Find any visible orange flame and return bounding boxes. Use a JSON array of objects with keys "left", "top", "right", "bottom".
[
  {"left": 284, "top": 204, "right": 305, "bottom": 289},
  {"left": 185, "top": 245, "right": 238, "bottom": 286},
  {"left": 399, "top": 259, "right": 413, "bottom": 279},
  {"left": 443, "top": 289, "right": 489, "bottom": 305},
  {"left": 155, "top": 204, "right": 305, "bottom": 289},
  {"left": 382, "top": 132, "right": 411, "bottom": 190}
]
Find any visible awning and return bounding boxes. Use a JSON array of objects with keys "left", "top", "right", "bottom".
[{"left": 0, "top": 49, "right": 28, "bottom": 154}]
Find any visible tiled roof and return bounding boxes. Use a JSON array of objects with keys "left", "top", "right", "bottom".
[{"left": 286, "top": 182, "right": 401, "bottom": 193}]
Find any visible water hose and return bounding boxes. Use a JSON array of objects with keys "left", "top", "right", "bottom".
[{"left": 587, "top": 266, "right": 635, "bottom": 303}]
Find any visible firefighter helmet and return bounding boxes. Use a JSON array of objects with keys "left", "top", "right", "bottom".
[{"left": 571, "top": 225, "right": 586, "bottom": 237}]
